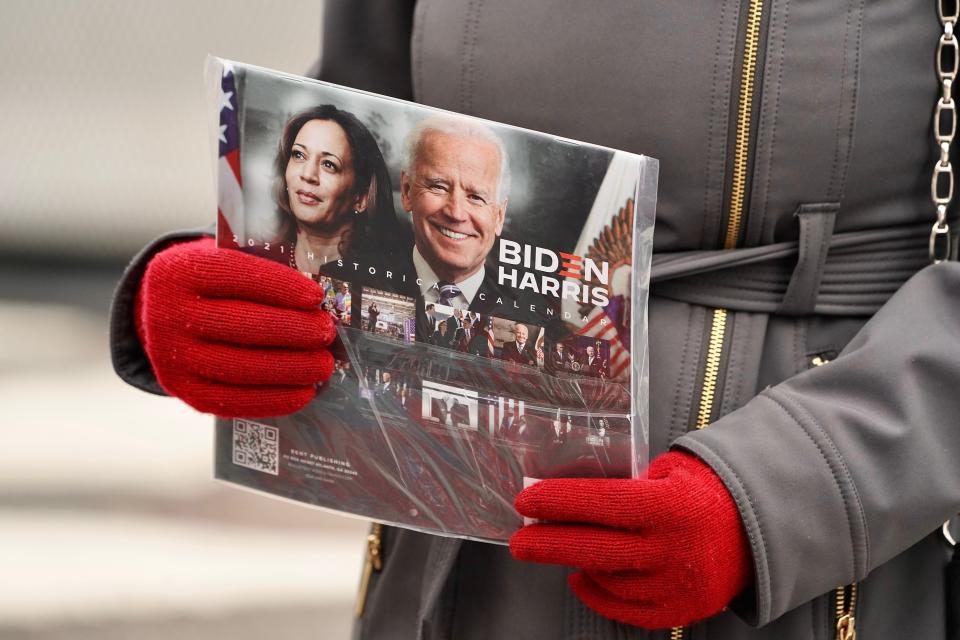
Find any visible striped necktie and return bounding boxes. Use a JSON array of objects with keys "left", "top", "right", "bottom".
[{"left": 437, "top": 281, "right": 462, "bottom": 306}]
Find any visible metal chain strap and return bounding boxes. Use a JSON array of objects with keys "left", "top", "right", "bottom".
[
  {"left": 931, "top": 0, "right": 958, "bottom": 262},
  {"left": 939, "top": 0, "right": 960, "bottom": 552}
]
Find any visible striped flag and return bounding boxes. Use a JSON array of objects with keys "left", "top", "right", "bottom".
[
  {"left": 534, "top": 326, "right": 546, "bottom": 364},
  {"left": 217, "top": 61, "right": 245, "bottom": 246},
  {"left": 487, "top": 397, "right": 525, "bottom": 436},
  {"left": 580, "top": 309, "right": 630, "bottom": 379},
  {"left": 561, "top": 152, "right": 640, "bottom": 381}
]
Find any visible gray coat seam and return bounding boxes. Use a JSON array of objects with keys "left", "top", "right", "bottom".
[
  {"left": 793, "top": 317, "right": 806, "bottom": 376},
  {"left": 763, "top": 388, "right": 870, "bottom": 578},
  {"left": 669, "top": 305, "right": 696, "bottom": 442},
  {"left": 825, "top": 1, "right": 852, "bottom": 201},
  {"left": 729, "top": 313, "right": 749, "bottom": 413},
  {"left": 701, "top": 0, "right": 730, "bottom": 249},
  {"left": 780, "top": 391, "right": 871, "bottom": 575},
  {"left": 412, "top": 0, "right": 428, "bottom": 102},
  {"left": 827, "top": 255, "right": 929, "bottom": 267},
  {"left": 836, "top": 0, "right": 865, "bottom": 206},
  {"left": 683, "top": 273, "right": 907, "bottom": 300},
  {"left": 458, "top": 0, "right": 484, "bottom": 114},
  {"left": 754, "top": 0, "right": 790, "bottom": 245}
]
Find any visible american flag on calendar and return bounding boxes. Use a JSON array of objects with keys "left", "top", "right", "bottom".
[
  {"left": 561, "top": 152, "right": 640, "bottom": 382},
  {"left": 534, "top": 326, "right": 546, "bottom": 364},
  {"left": 486, "top": 397, "right": 526, "bottom": 437},
  {"left": 216, "top": 62, "right": 245, "bottom": 245}
]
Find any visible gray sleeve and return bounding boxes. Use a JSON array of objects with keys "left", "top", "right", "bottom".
[
  {"left": 109, "top": 227, "right": 213, "bottom": 395},
  {"left": 674, "top": 262, "right": 960, "bottom": 626},
  {"left": 311, "top": 0, "right": 417, "bottom": 100}
]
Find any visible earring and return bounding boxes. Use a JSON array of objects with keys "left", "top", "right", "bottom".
[{"left": 353, "top": 209, "right": 361, "bottom": 216}]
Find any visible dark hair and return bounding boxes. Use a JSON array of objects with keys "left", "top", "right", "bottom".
[{"left": 274, "top": 105, "right": 402, "bottom": 261}]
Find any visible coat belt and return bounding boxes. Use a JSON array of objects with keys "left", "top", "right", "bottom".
[{"left": 650, "top": 222, "right": 933, "bottom": 316}]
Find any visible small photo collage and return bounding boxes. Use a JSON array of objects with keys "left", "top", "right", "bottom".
[
  {"left": 345, "top": 361, "right": 629, "bottom": 453},
  {"left": 420, "top": 305, "right": 612, "bottom": 379},
  {"left": 481, "top": 397, "right": 629, "bottom": 448},
  {"left": 317, "top": 273, "right": 613, "bottom": 382},
  {"left": 316, "top": 278, "right": 625, "bottom": 449}
]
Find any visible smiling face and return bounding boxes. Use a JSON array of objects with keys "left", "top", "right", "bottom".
[
  {"left": 513, "top": 325, "right": 528, "bottom": 343},
  {"left": 284, "top": 119, "right": 363, "bottom": 230},
  {"left": 400, "top": 130, "right": 506, "bottom": 283}
]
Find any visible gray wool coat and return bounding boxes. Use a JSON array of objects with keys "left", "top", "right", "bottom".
[{"left": 112, "top": 0, "right": 960, "bottom": 638}]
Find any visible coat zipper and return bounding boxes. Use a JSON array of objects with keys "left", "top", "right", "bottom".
[
  {"left": 834, "top": 583, "right": 858, "bottom": 640},
  {"left": 724, "top": 0, "right": 766, "bottom": 249},
  {"left": 672, "top": 0, "right": 766, "bottom": 637},
  {"left": 355, "top": 522, "right": 384, "bottom": 617},
  {"left": 695, "top": 309, "right": 730, "bottom": 428}
]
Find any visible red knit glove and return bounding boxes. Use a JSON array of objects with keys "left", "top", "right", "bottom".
[
  {"left": 509, "top": 451, "right": 752, "bottom": 629},
  {"left": 135, "top": 237, "right": 336, "bottom": 417}
]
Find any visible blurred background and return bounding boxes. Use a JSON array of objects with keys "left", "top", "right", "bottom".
[{"left": 0, "top": 1, "right": 370, "bottom": 638}]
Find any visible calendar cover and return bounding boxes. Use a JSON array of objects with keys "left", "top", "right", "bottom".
[{"left": 209, "top": 58, "right": 658, "bottom": 543}]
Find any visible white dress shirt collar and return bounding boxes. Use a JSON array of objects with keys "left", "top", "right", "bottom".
[{"left": 412, "top": 246, "right": 485, "bottom": 308}]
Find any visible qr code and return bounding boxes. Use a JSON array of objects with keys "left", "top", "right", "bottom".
[{"left": 232, "top": 419, "right": 279, "bottom": 475}]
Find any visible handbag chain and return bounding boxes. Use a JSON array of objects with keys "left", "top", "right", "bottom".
[
  {"left": 931, "top": 0, "right": 957, "bottom": 262},
  {"left": 935, "top": 9, "right": 960, "bottom": 640},
  {"left": 937, "top": 0, "right": 960, "bottom": 549}
]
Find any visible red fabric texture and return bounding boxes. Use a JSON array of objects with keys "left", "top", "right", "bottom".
[
  {"left": 510, "top": 451, "right": 753, "bottom": 629},
  {"left": 135, "top": 237, "right": 336, "bottom": 417}
]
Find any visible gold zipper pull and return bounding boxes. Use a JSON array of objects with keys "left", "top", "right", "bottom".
[
  {"left": 355, "top": 523, "right": 384, "bottom": 617},
  {"left": 836, "top": 613, "right": 856, "bottom": 640},
  {"left": 811, "top": 355, "right": 830, "bottom": 367},
  {"left": 834, "top": 583, "right": 858, "bottom": 640}
]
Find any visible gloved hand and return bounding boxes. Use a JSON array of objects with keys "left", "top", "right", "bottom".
[
  {"left": 134, "top": 237, "right": 336, "bottom": 417},
  {"left": 509, "top": 451, "right": 752, "bottom": 629}
]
